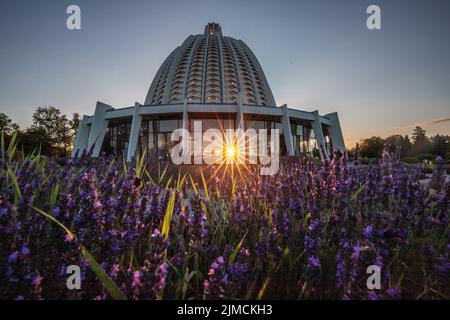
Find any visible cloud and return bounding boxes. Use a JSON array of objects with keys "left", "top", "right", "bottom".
[
  {"left": 395, "top": 116, "right": 450, "bottom": 130},
  {"left": 426, "top": 117, "right": 450, "bottom": 125}
]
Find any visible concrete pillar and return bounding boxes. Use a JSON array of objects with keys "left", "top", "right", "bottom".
[
  {"left": 126, "top": 102, "right": 143, "bottom": 162},
  {"left": 281, "top": 104, "right": 294, "bottom": 156},
  {"left": 87, "top": 102, "right": 114, "bottom": 157},
  {"left": 71, "top": 115, "right": 90, "bottom": 157},
  {"left": 236, "top": 91, "right": 245, "bottom": 131},
  {"left": 324, "top": 112, "right": 345, "bottom": 152},
  {"left": 182, "top": 99, "right": 190, "bottom": 158},
  {"left": 182, "top": 99, "right": 189, "bottom": 131},
  {"left": 311, "top": 110, "right": 329, "bottom": 159}
]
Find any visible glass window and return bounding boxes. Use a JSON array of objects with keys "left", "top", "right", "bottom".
[
  {"left": 191, "top": 119, "right": 202, "bottom": 132},
  {"left": 159, "top": 120, "right": 179, "bottom": 132},
  {"left": 166, "top": 133, "right": 178, "bottom": 151},
  {"left": 202, "top": 119, "right": 223, "bottom": 131},
  {"left": 224, "top": 119, "right": 234, "bottom": 130},
  {"left": 148, "top": 132, "right": 155, "bottom": 150},
  {"left": 292, "top": 136, "right": 297, "bottom": 154},
  {"left": 112, "top": 126, "right": 117, "bottom": 150},
  {"left": 118, "top": 124, "right": 125, "bottom": 136},
  {"left": 303, "top": 126, "right": 308, "bottom": 138},
  {"left": 190, "top": 119, "right": 233, "bottom": 132},
  {"left": 309, "top": 129, "right": 317, "bottom": 153},
  {"left": 274, "top": 122, "right": 282, "bottom": 135},
  {"left": 246, "top": 120, "right": 265, "bottom": 130},
  {"left": 157, "top": 133, "right": 166, "bottom": 150}
]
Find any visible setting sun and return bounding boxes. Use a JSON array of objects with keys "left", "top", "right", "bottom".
[{"left": 226, "top": 144, "right": 236, "bottom": 159}]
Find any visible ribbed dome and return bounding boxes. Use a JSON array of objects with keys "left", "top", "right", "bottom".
[{"left": 144, "top": 22, "right": 276, "bottom": 107}]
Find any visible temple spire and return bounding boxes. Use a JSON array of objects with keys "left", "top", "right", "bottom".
[{"left": 204, "top": 22, "right": 222, "bottom": 36}]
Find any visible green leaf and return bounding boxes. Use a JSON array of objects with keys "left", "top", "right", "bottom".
[
  {"left": 81, "top": 246, "right": 127, "bottom": 300},
  {"left": 32, "top": 206, "right": 127, "bottom": 300},
  {"left": 189, "top": 173, "right": 198, "bottom": 195},
  {"left": 135, "top": 149, "right": 147, "bottom": 178},
  {"left": 165, "top": 175, "right": 173, "bottom": 189},
  {"left": 144, "top": 167, "right": 156, "bottom": 186},
  {"left": 7, "top": 166, "right": 21, "bottom": 206},
  {"left": 1, "top": 131, "right": 5, "bottom": 165},
  {"left": 159, "top": 165, "right": 168, "bottom": 184},
  {"left": 229, "top": 231, "right": 247, "bottom": 263},
  {"left": 50, "top": 183, "right": 59, "bottom": 208},
  {"left": 161, "top": 190, "right": 176, "bottom": 238},
  {"left": 7, "top": 131, "right": 17, "bottom": 160},
  {"left": 200, "top": 170, "right": 209, "bottom": 199},
  {"left": 32, "top": 206, "right": 75, "bottom": 240},
  {"left": 351, "top": 185, "right": 365, "bottom": 203}
]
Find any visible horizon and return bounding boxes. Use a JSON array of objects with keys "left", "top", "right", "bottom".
[{"left": 1, "top": 0, "right": 449, "bottom": 148}]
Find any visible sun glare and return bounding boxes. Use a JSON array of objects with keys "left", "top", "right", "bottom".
[{"left": 225, "top": 144, "right": 237, "bottom": 161}]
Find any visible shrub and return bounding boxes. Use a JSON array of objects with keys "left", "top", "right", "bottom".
[
  {"left": 403, "top": 156, "right": 419, "bottom": 164},
  {"left": 417, "top": 153, "right": 436, "bottom": 161},
  {"left": 445, "top": 152, "right": 450, "bottom": 161}
]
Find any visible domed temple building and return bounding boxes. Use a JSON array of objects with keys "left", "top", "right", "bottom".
[{"left": 72, "top": 23, "right": 345, "bottom": 161}]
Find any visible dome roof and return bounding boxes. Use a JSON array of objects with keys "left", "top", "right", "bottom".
[{"left": 144, "top": 22, "right": 276, "bottom": 106}]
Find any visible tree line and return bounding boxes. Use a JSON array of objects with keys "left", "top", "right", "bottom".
[
  {"left": 0, "top": 107, "right": 80, "bottom": 157},
  {"left": 355, "top": 126, "right": 450, "bottom": 162}
]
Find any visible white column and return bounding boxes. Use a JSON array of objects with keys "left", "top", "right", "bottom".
[
  {"left": 182, "top": 99, "right": 190, "bottom": 159},
  {"left": 236, "top": 91, "right": 245, "bottom": 131},
  {"left": 126, "top": 102, "right": 143, "bottom": 162},
  {"left": 71, "top": 115, "right": 90, "bottom": 157},
  {"left": 87, "top": 102, "right": 114, "bottom": 157},
  {"left": 324, "top": 112, "right": 345, "bottom": 152},
  {"left": 234, "top": 92, "right": 246, "bottom": 164},
  {"left": 182, "top": 99, "right": 189, "bottom": 131},
  {"left": 281, "top": 104, "right": 294, "bottom": 156},
  {"left": 311, "top": 110, "right": 329, "bottom": 159}
]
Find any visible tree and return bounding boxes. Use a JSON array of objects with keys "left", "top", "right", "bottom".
[
  {"left": 409, "top": 126, "right": 432, "bottom": 156},
  {"left": 31, "top": 107, "right": 77, "bottom": 157},
  {"left": 32, "top": 106, "right": 62, "bottom": 136},
  {"left": 70, "top": 113, "right": 81, "bottom": 133},
  {"left": 385, "top": 135, "right": 411, "bottom": 159},
  {"left": 17, "top": 127, "right": 53, "bottom": 156},
  {"left": 402, "top": 135, "right": 412, "bottom": 156},
  {"left": 359, "top": 136, "right": 385, "bottom": 158},
  {"left": 412, "top": 126, "right": 427, "bottom": 144},
  {"left": 0, "top": 113, "right": 19, "bottom": 136},
  {"left": 431, "top": 135, "right": 449, "bottom": 157}
]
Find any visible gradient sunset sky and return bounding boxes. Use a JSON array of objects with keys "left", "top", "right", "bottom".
[{"left": 0, "top": 0, "right": 449, "bottom": 147}]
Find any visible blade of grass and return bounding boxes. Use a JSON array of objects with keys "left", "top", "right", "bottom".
[
  {"left": 189, "top": 173, "right": 199, "bottom": 195},
  {"left": 32, "top": 206, "right": 127, "bottom": 300},
  {"left": 351, "top": 185, "right": 365, "bottom": 203},
  {"left": 256, "top": 248, "right": 289, "bottom": 300},
  {"left": 7, "top": 132, "right": 17, "bottom": 160},
  {"left": 144, "top": 167, "right": 156, "bottom": 186},
  {"left": 161, "top": 190, "right": 176, "bottom": 238},
  {"left": 159, "top": 164, "right": 168, "bottom": 184},
  {"left": 200, "top": 170, "right": 209, "bottom": 199},
  {"left": 1, "top": 131, "right": 5, "bottom": 165},
  {"left": 7, "top": 166, "right": 21, "bottom": 206},
  {"left": 229, "top": 231, "right": 247, "bottom": 263},
  {"left": 135, "top": 149, "right": 147, "bottom": 178},
  {"left": 50, "top": 183, "right": 59, "bottom": 208},
  {"left": 165, "top": 175, "right": 173, "bottom": 189}
]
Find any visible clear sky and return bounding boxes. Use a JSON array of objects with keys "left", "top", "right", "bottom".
[{"left": 1, "top": 0, "right": 449, "bottom": 147}]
